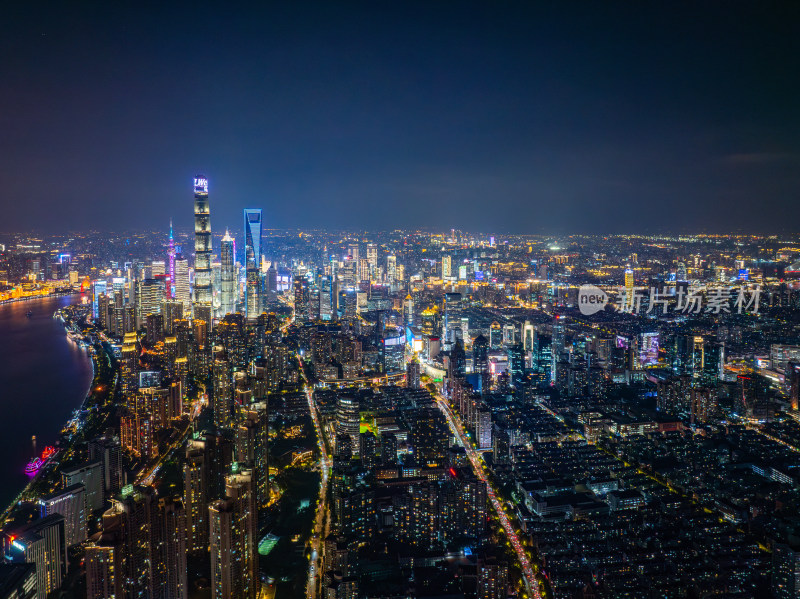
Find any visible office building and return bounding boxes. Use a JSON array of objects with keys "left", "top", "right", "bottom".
[
  {"left": 120, "top": 332, "right": 139, "bottom": 401},
  {"left": 219, "top": 229, "right": 236, "bottom": 317},
  {"left": 88, "top": 436, "right": 124, "bottom": 496},
  {"left": 366, "top": 243, "right": 378, "bottom": 276},
  {"left": 386, "top": 254, "right": 396, "bottom": 285},
  {"left": 174, "top": 257, "right": 191, "bottom": 313},
  {"left": 293, "top": 278, "right": 309, "bottom": 323},
  {"left": 193, "top": 176, "right": 212, "bottom": 306},
  {"left": 335, "top": 395, "right": 360, "bottom": 457},
  {"left": 443, "top": 292, "right": 462, "bottom": 346},
  {"left": 244, "top": 209, "right": 262, "bottom": 320},
  {"left": 3, "top": 515, "right": 66, "bottom": 599},
  {"left": 39, "top": 485, "right": 86, "bottom": 546},
  {"left": 167, "top": 220, "right": 176, "bottom": 298}
]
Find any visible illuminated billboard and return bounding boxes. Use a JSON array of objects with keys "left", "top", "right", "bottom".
[{"left": 638, "top": 332, "right": 659, "bottom": 366}]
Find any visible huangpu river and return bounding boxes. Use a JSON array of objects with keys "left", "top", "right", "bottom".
[{"left": 0, "top": 295, "right": 93, "bottom": 509}]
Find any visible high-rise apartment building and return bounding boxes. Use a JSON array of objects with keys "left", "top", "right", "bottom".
[
  {"left": 62, "top": 461, "right": 104, "bottom": 512},
  {"left": 209, "top": 469, "right": 258, "bottom": 599},
  {"left": 773, "top": 543, "right": 800, "bottom": 599},
  {"left": 183, "top": 437, "right": 213, "bottom": 553},
  {"left": 235, "top": 402, "right": 269, "bottom": 515}
]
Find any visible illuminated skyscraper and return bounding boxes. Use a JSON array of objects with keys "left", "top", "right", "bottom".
[
  {"left": 120, "top": 332, "right": 140, "bottom": 401},
  {"left": 442, "top": 255, "right": 452, "bottom": 279},
  {"left": 366, "top": 243, "right": 378, "bottom": 275},
  {"left": 551, "top": 315, "right": 566, "bottom": 383},
  {"left": 174, "top": 257, "right": 191, "bottom": 313},
  {"left": 404, "top": 294, "right": 414, "bottom": 326},
  {"left": 443, "top": 292, "right": 462, "bottom": 346},
  {"left": 244, "top": 209, "right": 262, "bottom": 320},
  {"left": 624, "top": 267, "right": 634, "bottom": 295},
  {"left": 348, "top": 242, "right": 359, "bottom": 263},
  {"left": 209, "top": 469, "right": 258, "bottom": 599},
  {"left": 386, "top": 254, "right": 397, "bottom": 285},
  {"left": 183, "top": 437, "right": 212, "bottom": 552},
  {"left": 167, "top": 219, "right": 176, "bottom": 298},
  {"left": 319, "top": 276, "right": 333, "bottom": 320},
  {"left": 358, "top": 258, "right": 369, "bottom": 283},
  {"left": 234, "top": 402, "right": 269, "bottom": 515},
  {"left": 193, "top": 176, "right": 212, "bottom": 307},
  {"left": 335, "top": 394, "right": 361, "bottom": 457},
  {"left": 220, "top": 230, "right": 236, "bottom": 317},
  {"left": 293, "top": 278, "right": 309, "bottom": 323},
  {"left": 676, "top": 261, "right": 688, "bottom": 282},
  {"left": 39, "top": 485, "right": 86, "bottom": 547}
]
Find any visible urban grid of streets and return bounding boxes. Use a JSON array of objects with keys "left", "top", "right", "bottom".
[
  {"left": 302, "top": 374, "right": 541, "bottom": 598},
  {"left": 435, "top": 392, "right": 542, "bottom": 599}
]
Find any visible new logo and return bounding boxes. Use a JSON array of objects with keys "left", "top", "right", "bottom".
[{"left": 578, "top": 285, "right": 608, "bottom": 315}]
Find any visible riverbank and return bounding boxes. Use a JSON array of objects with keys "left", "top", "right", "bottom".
[
  {"left": 0, "top": 288, "right": 78, "bottom": 306},
  {"left": 0, "top": 296, "right": 104, "bottom": 520}
]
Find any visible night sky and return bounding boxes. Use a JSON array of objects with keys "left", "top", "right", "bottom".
[{"left": 2, "top": 2, "right": 799, "bottom": 235}]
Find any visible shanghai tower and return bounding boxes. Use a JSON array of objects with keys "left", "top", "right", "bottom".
[{"left": 193, "top": 176, "right": 213, "bottom": 307}]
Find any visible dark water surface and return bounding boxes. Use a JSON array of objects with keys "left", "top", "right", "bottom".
[{"left": 0, "top": 295, "right": 93, "bottom": 509}]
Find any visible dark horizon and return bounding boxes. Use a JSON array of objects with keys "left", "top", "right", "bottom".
[
  {"left": 4, "top": 224, "right": 800, "bottom": 239},
  {"left": 2, "top": 2, "right": 799, "bottom": 234}
]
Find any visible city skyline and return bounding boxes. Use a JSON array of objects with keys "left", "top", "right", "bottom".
[{"left": 3, "top": 3, "right": 800, "bottom": 598}]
